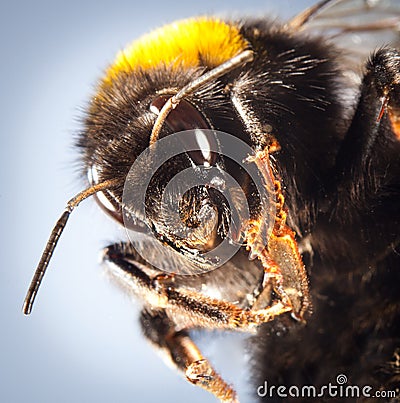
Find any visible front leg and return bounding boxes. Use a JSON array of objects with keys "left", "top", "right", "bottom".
[
  {"left": 140, "top": 309, "right": 239, "bottom": 403},
  {"left": 103, "top": 242, "right": 293, "bottom": 402},
  {"left": 103, "top": 243, "right": 292, "bottom": 332},
  {"left": 332, "top": 47, "right": 400, "bottom": 261},
  {"left": 103, "top": 243, "right": 237, "bottom": 401},
  {"left": 335, "top": 47, "right": 400, "bottom": 179}
]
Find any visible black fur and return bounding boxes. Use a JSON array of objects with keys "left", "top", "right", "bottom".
[
  {"left": 77, "top": 16, "right": 400, "bottom": 403},
  {"left": 248, "top": 35, "right": 400, "bottom": 403}
]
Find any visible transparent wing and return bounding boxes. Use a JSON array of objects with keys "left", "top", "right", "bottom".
[{"left": 292, "top": 0, "right": 400, "bottom": 74}]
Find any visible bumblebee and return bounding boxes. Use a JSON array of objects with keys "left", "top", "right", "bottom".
[{"left": 24, "top": 0, "right": 400, "bottom": 402}]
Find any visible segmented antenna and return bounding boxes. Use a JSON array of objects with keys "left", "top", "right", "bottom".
[
  {"left": 24, "top": 49, "right": 255, "bottom": 315},
  {"left": 23, "top": 178, "right": 120, "bottom": 315}
]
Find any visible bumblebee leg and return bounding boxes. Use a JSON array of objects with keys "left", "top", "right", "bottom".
[
  {"left": 373, "top": 49, "right": 400, "bottom": 139},
  {"left": 140, "top": 309, "right": 239, "bottom": 403},
  {"left": 103, "top": 242, "right": 292, "bottom": 332},
  {"left": 336, "top": 48, "right": 400, "bottom": 176},
  {"left": 103, "top": 243, "right": 240, "bottom": 401},
  {"left": 251, "top": 232, "right": 310, "bottom": 322},
  {"left": 332, "top": 47, "right": 400, "bottom": 259},
  {"left": 306, "top": 48, "right": 400, "bottom": 395},
  {"left": 103, "top": 242, "right": 297, "bottom": 401}
]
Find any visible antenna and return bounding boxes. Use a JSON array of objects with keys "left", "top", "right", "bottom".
[{"left": 23, "top": 178, "right": 120, "bottom": 315}]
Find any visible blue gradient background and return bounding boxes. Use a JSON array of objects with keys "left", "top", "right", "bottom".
[{"left": 1, "top": 1, "right": 314, "bottom": 402}]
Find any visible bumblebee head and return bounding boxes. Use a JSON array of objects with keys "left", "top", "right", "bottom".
[{"left": 78, "top": 18, "right": 256, "bottom": 264}]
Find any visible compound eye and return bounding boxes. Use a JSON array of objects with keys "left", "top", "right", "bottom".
[
  {"left": 150, "top": 95, "right": 217, "bottom": 166},
  {"left": 88, "top": 164, "right": 123, "bottom": 223},
  {"left": 88, "top": 164, "right": 148, "bottom": 233}
]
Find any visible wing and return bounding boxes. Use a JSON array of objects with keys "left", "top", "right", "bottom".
[{"left": 290, "top": 0, "right": 400, "bottom": 75}]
